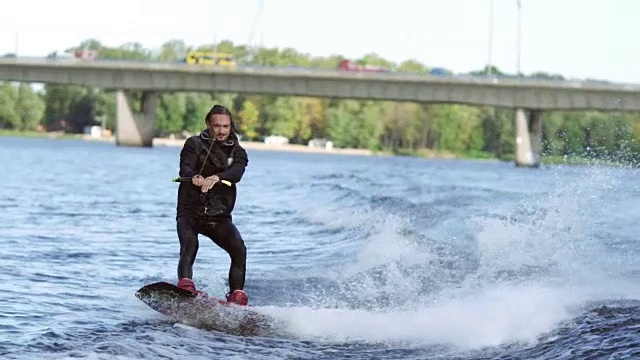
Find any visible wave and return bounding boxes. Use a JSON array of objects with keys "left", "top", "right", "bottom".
[{"left": 251, "top": 164, "right": 640, "bottom": 350}]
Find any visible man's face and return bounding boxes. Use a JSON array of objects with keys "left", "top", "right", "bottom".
[{"left": 207, "top": 114, "right": 232, "bottom": 142}]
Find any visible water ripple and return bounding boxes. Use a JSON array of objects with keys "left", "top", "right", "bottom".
[{"left": 1, "top": 137, "right": 639, "bottom": 359}]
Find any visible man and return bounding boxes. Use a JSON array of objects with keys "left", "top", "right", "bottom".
[{"left": 175, "top": 104, "right": 249, "bottom": 306}]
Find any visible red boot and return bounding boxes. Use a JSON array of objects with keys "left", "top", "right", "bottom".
[
  {"left": 177, "top": 278, "right": 208, "bottom": 297},
  {"left": 226, "top": 290, "right": 248, "bottom": 306}
]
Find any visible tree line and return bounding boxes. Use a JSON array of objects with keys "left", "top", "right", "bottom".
[{"left": 0, "top": 38, "right": 638, "bottom": 163}]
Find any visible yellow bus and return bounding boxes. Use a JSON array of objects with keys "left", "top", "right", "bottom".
[{"left": 184, "top": 51, "right": 236, "bottom": 68}]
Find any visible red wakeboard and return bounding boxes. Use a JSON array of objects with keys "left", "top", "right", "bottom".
[{"left": 135, "top": 281, "right": 274, "bottom": 336}]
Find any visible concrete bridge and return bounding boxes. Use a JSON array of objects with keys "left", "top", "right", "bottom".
[{"left": 1, "top": 57, "right": 640, "bottom": 166}]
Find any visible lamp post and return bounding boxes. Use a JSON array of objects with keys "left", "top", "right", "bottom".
[
  {"left": 248, "top": 0, "right": 265, "bottom": 62},
  {"left": 516, "top": 0, "right": 522, "bottom": 77},
  {"left": 211, "top": 1, "right": 218, "bottom": 55},
  {"left": 487, "top": 0, "right": 494, "bottom": 76}
]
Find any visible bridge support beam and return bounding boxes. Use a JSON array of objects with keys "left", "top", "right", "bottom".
[
  {"left": 115, "top": 90, "right": 158, "bottom": 147},
  {"left": 514, "top": 108, "right": 543, "bottom": 167}
]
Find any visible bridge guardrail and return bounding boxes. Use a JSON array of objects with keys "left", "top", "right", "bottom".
[{"left": 1, "top": 56, "right": 640, "bottom": 92}]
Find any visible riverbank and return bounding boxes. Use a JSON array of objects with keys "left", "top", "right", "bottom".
[
  {"left": 0, "top": 130, "right": 378, "bottom": 156},
  {"left": 9, "top": 130, "right": 622, "bottom": 165},
  {"left": 0, "top": 129, "right": 79, "bottom": 140},
  {"left": 152, "top": 137, "right": 377, "bottom": 156},
  {"left": 0, "top": 130, "right": 501, "bottom": 161}
]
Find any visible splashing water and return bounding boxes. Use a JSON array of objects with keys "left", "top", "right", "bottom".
[{"left": 255, "top": 163, "right": 638, "bottom": 351}]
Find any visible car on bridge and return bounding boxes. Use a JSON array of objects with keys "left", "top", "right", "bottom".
[
  {"left": 74, "top": 49, "right": 98, "bottom": 61},
  {"left": 183, "top": 51, "right": 236, "bottom": 69},
  {"left": 337, "top": 59, "right": 389, "bottom": 72},
  {"left": 46, "top": 49, "right": 97, "bottom": 61},
  {"left": 428, "top": 67, "right": 450, "bottom": 76}
]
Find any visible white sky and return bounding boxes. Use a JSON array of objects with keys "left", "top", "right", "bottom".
[{"left": 1, "top": 0, "right": 638, "bottom": 83}]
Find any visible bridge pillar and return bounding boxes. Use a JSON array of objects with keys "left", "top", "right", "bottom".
[
  {"left": 514, "top": 108, "right": 542, "bottom": 167},
  {"left": 115, "top": 90, "right": 158, "bottom": 147},
  {"left": 529, "top": 110, "right": 543, "bottom": 165}
]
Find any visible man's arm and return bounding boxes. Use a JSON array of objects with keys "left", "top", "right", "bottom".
[
  {"left": 179, "top": 138, "right": 199, "bottom": 178},
  {"left": 217, "top": 147, "right": 248, "bottom": 183}
]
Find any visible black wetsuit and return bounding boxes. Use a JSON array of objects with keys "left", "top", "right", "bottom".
[{"left": 176, "top": 129, "right": 249, "bottom": 292}]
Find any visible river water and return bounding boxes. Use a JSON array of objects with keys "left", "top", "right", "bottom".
[{"left": 1, "top": 136, "right": 639, "bottom": 359}]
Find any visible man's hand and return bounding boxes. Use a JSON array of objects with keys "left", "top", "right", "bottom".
[
  {"left": 201, "top": 175, "right": 220, "bottom": 193},
  {"left": 192, "top": 174, "right": 205, "bottom": 187}
]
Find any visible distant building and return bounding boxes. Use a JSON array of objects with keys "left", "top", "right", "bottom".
[
  {"left": 83, "top": 125, "right": 103, "bottom": 138},
  {"left": 308, "top": 138, "right": 333, "bottom": 150},
  {"left": 264, "top": 135, "right": 289, "bottom": 145}
]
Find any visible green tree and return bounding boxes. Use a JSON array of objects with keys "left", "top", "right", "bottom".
[
  {"left": 238, "top": 99, "right": 260, "bottom": 140},
  {"left": 43, "top": 84, "right": 89, "bottom": 131},
  {"left": 0, "top": 82, "right": 20, "bottom": 129},
  {"left": 398, "top": 60, "right": 426, "bottom": 73},
  {"left": 263, "top": 97, "right": 310, "bottom": 143},
  {"left": 326, "top": 100, "right": 361, "bottom": 148},
  {"left": 16, "top": 84, "right": 46, "bottom": 131},
  {"left": 158, "top": 39, "right": 187, "bottom": 61},
  {"left": 184, "top": 93, "right": 213, "bottom": 134},
  {"left": 156, "top": 94, "right": 186, "bottom": 136}
]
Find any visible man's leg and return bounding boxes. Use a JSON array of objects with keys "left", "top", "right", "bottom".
[
  {"left": 176, "top": 216, "right": 200, "bottom": 291},
  {"left": 200, "top": 220, "right": 247, "bottom": 304}
]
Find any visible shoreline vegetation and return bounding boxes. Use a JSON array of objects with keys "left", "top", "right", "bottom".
[
  {"left": 1, "top": 38, "right": 638, "bottom": 168},
  {"left": 0, "top": 129, "right": 377, "bottom": 156},
  {"left": 1, "top": 129, "right": 460, "bottom": 158},
  {"left": 0, "top": 129, "right": 480, "bottom": 159},
  {"left": 3, "top": 129, "right": 629, "bottom": 167}
]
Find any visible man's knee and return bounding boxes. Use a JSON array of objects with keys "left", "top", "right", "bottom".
[
  {"left": 180, "top": 241, "right": 198, "bottom": 256},
  {"left": 230, "top": 236, "right": 246, "bottom": 262},
  {"left": 227, "top": 227, "right": 246, "bottom": 262},
  {"left": 177, "top": 216, "right": 199, "bottom": 254}
]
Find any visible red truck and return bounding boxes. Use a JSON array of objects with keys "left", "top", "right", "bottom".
[
  {"left": 338, "top": 59, "right": 389, "bottom": 72},
  {"left": 74, "top": 49, "right": 98, "bottom": 61}
]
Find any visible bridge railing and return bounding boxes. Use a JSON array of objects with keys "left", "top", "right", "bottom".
[{"left": 2, "top": 55, "right": 640, "bottom": 91}]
